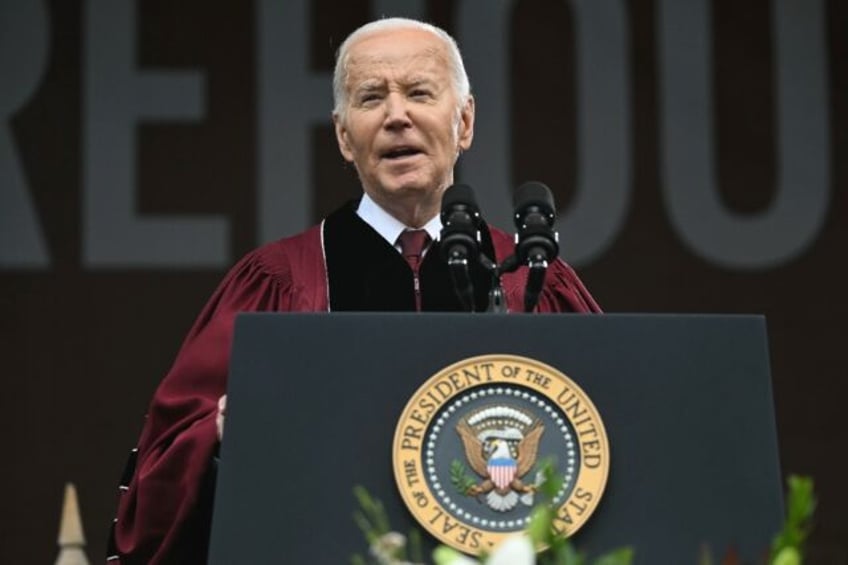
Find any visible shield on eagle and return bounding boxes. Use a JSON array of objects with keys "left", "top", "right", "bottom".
[
  {"left": 455, "top": 407, "right": 545, "bottom": 511},
  {"left": 487, "top": 445, "right": 518, "bottom": 490}
]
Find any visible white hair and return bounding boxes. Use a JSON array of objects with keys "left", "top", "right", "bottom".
[{"left": 332, "top": 18, "right": 471, "bottom": 118}]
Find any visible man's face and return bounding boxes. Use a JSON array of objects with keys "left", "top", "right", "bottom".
[{"left": 333, "top": 28, "right": 475, "bottom": 218}]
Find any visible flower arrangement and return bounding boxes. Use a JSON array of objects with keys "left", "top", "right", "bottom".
[{"left": 351, "top": 466, "right": 815, "bottom": 565}]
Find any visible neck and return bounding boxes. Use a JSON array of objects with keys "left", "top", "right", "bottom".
[
  {"left": 370, "top": 192, "right": 442, "bottom": 228},
  {"left": 392, "top": 204, "right": 438, "bottom": 228}
]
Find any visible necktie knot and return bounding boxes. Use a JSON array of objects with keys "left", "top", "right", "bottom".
[{"left": 398, "top": 229, "right": 430, "bottom": 272}]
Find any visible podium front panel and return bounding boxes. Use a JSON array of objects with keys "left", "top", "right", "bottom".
[{"left": 209, "top": 313, "right": 782, "bottom": 563}]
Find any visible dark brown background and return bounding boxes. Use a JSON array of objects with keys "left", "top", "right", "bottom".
[{"left": 1, "top": 0, "right": 845, "bottom": 562}]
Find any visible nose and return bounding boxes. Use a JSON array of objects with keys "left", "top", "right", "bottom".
[{"left": 383, "top": 92, "right": 412, "bottom": 131}]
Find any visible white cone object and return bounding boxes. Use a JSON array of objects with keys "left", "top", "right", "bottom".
[{"left": 56, "top": 483, "right": 90, "bottom": 565}]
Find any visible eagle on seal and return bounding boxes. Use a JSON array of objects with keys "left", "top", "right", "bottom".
[{"left": 456, "top": 418, "right": 544, "bottom": 512}]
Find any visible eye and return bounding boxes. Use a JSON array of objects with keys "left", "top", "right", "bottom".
[
  {"left": 358, "top": 92, "right": 382, "bottom": 105},
  {"left": 410, "top": 88, "right": 433, "bottom": 100}
]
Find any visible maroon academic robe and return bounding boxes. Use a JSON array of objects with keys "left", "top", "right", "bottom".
[{"left": 110, "top": 202, "right": 600, "bottom": 564}]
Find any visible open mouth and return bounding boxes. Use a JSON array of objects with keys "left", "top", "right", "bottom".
[{"left": 382, "top": 147, "right": 423, "bottom": 160}]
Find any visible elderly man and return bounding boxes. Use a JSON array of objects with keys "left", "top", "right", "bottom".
[{"left": 110, "top": 17, "right": 599, "bottom": 564}]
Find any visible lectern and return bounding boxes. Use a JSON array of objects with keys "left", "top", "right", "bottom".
[{"left": 209, "top": 313, "right": 782, "bottom": 563}]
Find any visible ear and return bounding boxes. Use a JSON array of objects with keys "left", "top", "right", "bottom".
[
  {"left": 457, "top": 95, "right": 475, "bottom": 151},
  {"left": 333, "top": 112, "right": 355, "bottom": 162}
]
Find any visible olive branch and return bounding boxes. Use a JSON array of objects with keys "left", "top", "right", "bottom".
[{"left": 449, "top": 459, "right": 478, "bottom": 496}]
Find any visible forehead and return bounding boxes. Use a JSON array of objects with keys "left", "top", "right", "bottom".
[{"left": 344, "top": 28, "right": 451, "bottom": 87}]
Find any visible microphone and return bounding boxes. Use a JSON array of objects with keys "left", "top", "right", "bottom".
[
  {"left": 440, "top": 184, "right": 481, "bottom": 311},
  {"left": 513, "top": 182, "right": 559, "bottom": 312}
]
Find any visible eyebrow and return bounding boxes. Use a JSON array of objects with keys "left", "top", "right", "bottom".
[
  {"left": 404, "top": 76, "right": 437, "bottom": 88},
  {"left": 349, "top": 75, "right": 441, "bottom": 96},
  {"left": 354, "top": 79, "right": 384, "bottom": 90}
]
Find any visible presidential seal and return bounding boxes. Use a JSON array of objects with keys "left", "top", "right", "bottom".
[{"left": 392, "top": 354, "right": 609, "bottom": 555}]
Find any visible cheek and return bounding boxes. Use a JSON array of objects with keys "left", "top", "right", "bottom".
[{"left": 343, "top": 117, "right": 375, "bottom": 148}]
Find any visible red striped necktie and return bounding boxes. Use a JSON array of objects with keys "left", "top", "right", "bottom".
[{"left": 397, "top": 229, "right": 431, "bottom": 311}]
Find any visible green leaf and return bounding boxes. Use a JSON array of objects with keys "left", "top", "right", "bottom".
[
  {"left": 536, "top": 458, "right": 564, "bottom": 501},
  {"left": 592, "top": 547, "right": 634, "bottom": 565},
  {"left": 544, "top": 540, "right": 584, "bottom": 565},
  {"left": 373, "top": 498, "right": 390, "bottom": 534},
  {"left": 770, "top": 475, "right": 816, "bottom": 562},
  {"left": 527, "top": 505, "right": 554, "bottom": 546},
  {"left": 353, "top": 485, "right": 391, "bottom": 537},
  {"left": 450, "top": 459, "right": 478, "bottom": 495},
  {"left": 433, "top": 545, "right": 475, "bottom": 565},
  {"left": 352, "top": 509, "right": 377, "bottom": 544},
  {"left": 408, "top": 527, "right": 424, "bottom": 563},
  {"left": 772, "top": 547, "right": 801, "bottom": 565}
]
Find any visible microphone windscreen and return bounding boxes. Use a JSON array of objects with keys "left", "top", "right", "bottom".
[
  {"left": 442, "top": 183, "right": 479, "bottom": 213},
  {"left": 514, "top": 181, "right": 555, "bottom": 213}
]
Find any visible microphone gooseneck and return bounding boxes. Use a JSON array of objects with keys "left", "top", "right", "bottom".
[
  {"left": 513, "top": 182, "right": 559, "bottom": 312},
  {"left": 439, "top": 184, "right": 481, "bottom": 312},
  {"left": 436, "top": 182, "right": 560, "bottom": 314}
]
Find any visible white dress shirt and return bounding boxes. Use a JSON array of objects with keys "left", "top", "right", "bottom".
[{"left": 356, "top": 193, "right": 441, "bottom": 255}]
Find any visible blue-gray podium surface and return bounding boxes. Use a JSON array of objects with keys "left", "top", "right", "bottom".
[{"left": 209, "top": 313, "right": 782, "bottom": 563}]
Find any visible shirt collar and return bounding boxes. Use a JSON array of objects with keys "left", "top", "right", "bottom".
[{"left": 356, "top": 193, "right": 442, "bottom": 247}]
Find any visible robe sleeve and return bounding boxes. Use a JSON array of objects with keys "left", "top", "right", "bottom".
[
  {"left": 112, "top": 247, "right": 299, "bottom": 564},
  {"left": 536, "top": 258, "right": 603, "bottom": 313}
]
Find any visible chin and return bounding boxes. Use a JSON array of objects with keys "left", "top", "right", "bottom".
[{"left": 383, "top": 177, "right": 438, "bottom": 197}]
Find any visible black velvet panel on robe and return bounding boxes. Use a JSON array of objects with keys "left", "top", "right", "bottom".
[{"left": 323, "top": 201, "right": 497, "bottom": 312}]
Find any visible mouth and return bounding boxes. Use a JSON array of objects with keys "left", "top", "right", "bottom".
[{"left": 381, "top": 146, "right": 424, "bottom": 160}]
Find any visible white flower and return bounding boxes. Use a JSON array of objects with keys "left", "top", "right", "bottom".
[
  {"left": 370, "top": 532, "right": 411, "bottom": 564},
  {"left": 485, "top": 535, "right": 535, "bottom": 565},
  {"left": 432, "top": 534, "right": 535, "bottom": 565}
]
